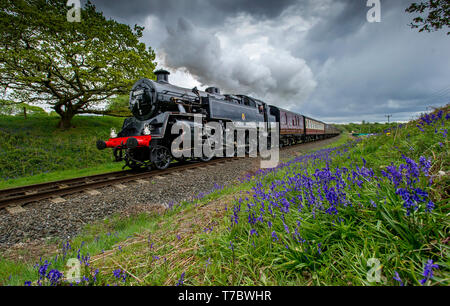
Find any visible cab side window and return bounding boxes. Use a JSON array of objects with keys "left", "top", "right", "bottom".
[{"left": 257, "top": 103, "right": 264, "bottom": 114}]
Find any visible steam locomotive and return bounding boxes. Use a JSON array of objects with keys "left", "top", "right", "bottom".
[{"left": 97, "top": 69, "right": 340, "bottom": 170}]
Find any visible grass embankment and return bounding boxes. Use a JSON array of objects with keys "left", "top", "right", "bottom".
[
  {"left": 1, "top": 107, "right": 448, "bottom": 286},
  {"left": 0, "top": 115, "right": 124, "bottom": 189}
]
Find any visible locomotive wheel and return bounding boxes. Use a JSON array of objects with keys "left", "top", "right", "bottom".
[
  {"left": 151, "top": 146, "right": 172, "bottom": 170},
  {"left": 199, "top": 154, "right": 213, "bottom": 162}
]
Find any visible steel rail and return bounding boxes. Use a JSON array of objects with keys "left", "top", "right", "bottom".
[{"left": 0, "top": 158, "right": 236, "bottom": 209}]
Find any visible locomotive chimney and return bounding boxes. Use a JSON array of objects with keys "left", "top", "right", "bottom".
[{"left": 154, "top": 69, "right": 170, "bottom": 83}]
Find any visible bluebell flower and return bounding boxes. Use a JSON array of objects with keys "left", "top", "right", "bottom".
[
  {"left": 229, "top": 241, "right": 234, "bottom": 251},
  {"left": 420, "top": 260, "right": 439, "bottom": 285},
  {"left": 271, "top": 231, "right": 278, "bottom": 242},
  {"left": 176, "top": 272, "right": 185, "bottom": 286},
  {"left": 47, "top": 269, "right": 63, "bottom": 286},
  {"left": 393, "top": 271, "right": 404, "bottom": 286},
  {"left": 113, "top": 269, "right": 127, "bottom": 282}
]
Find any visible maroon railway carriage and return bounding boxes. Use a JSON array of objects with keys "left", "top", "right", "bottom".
[
  {"left": 304, "top": 116, "right": 325, "bottom": 140},
  {"left": 278, "top": 108, "right": 305, "bottom": 146},
  {"left": 269, "top": 106, "right": 333, "bottom": 146}
]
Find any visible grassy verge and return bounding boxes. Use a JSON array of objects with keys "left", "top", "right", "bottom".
[
  {"left": 0, "top": 115, "right": 124, "bottom": 189},
  {"left": 1, "top": 107, "right": 448, "bottom": 286},
  {"left": 0, "top": 162, "right": 123, "bottom": 190},
  {"left": 0, "top": 135, "right": 347, "bottom": 286}
]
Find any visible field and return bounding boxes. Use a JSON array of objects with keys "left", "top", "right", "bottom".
[
  {"left": 0, "top": 115, "right": 125, "bottom": 189},
  {"left": 0, "top": 106, "right": 448, "bottom": 286}
]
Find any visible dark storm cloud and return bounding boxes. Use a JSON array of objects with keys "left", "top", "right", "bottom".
[
  {"left": 90, "top": 0, "right": 298, "bottom": 24},
  {"left": 306, "top": 0, "right": 369, "bottom": 42},
  {"left": 304, "top": 1, "right": 406, "bottom": 41}
]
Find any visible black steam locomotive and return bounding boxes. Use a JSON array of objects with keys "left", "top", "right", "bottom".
[{"left": 97, "top": 69, "right": 340, "bottom": 170}]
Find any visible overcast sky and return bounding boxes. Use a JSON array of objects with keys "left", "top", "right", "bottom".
[{"left": 90, "top": 0, "right": 450, "bottom": 123}]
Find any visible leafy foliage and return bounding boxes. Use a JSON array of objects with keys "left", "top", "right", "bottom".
[
  {"left": 105, "top": 95, "right": 132, "bottom": 117},
  {"left": 406, "top": 0, "right": 450, "bottom": 35},
  {"left": 0, "top": 0, "right": 156, "bottom": 128},
  {"left": 0, "top": 100, "right": 46, "bottom": 116},
  {"left": 336, "top": 122, "right": 398, "bottom": 134}
]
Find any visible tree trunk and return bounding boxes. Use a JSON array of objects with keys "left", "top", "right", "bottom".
[
  {"left": 57, "top": 112, "right": 75, "bottom": 129},
  {"left": 55, "top": 103, "right": 76, "bottom": 130}
]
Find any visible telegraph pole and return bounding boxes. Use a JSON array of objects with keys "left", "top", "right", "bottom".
[{"left": 385, "top": 114, "right": 392, "bottom": 123}]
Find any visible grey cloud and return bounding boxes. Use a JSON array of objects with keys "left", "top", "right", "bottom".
[
  {"left": 161, "top": 18, "right": 317, "bottom": 108},
  {"left": 87, "top": 0, "right": 450, "bottom": 123},
  {"left": 305, "top": 0, "right": 413, "bottom": 43},
  {"left": 295, "top": 1, "right": 450, "bottom": 123},
  {"left": 89, "top": 0, "right": 298, "bottom": 25}
]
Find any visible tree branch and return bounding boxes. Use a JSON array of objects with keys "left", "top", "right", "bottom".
[{"left": 77, "top": 109, "right": 130, "bottom": 117}]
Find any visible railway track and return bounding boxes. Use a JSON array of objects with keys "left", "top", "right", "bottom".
[
  {"left": 0, "top": 137, "right": 338, "bottom": 212},
  {"left": 0, "top": 157, "right": 237, "bottom": 211}
]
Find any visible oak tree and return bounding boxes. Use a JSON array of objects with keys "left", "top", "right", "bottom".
[{"left": 0, "top": 0, "right": 156, "bottom": 128}]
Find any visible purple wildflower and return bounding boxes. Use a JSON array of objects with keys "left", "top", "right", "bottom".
[
  {"left": 229, "top": 241, "right": 235, "bottom": 251},
  {"left": 112, "top": 269, "right": 127, "bottom": 282},
  {"left": 271, "top": 231, "right": 278, "bottom": 242},
  {"left": 176, "top": 272, "right": 185, "bottom": 286},
  {"left": 393, "top": 271, "right": 404, "bottom": 286},
  {"left": 47, "top": 269, "right": 63, "bottom": 286},
  {"left": 420, "top": 260, "right": 439, "bottom": 285}
]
